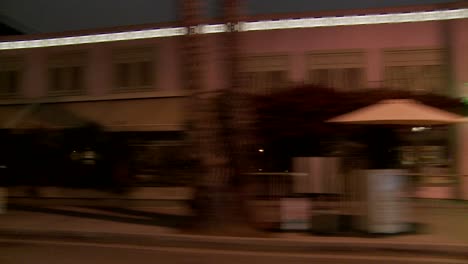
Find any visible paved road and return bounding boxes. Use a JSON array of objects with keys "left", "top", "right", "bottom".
[{"left": 1, "top": 239, "right": 466, "bottom": 264}]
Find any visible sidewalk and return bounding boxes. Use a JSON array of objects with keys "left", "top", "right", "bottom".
[{"left": 0, "top": 201, "right": 467, "bottom": 257}]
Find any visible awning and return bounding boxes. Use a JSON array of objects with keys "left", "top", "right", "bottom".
[
  {"left": 0, "top": 104, "right": 29, "bottom": 129},
  {"left": 0, "top": 97, "right": 188, "bottom": 131}
]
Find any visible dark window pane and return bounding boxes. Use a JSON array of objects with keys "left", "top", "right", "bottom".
[
  {"left": 0, "top": 72, "right": 6, "bottom": 93},
  {"left": 140, "top": 61, "right": 153, "bottom": 86},
  {"left": 0, "top": 71, "right": 16, "bottom": 94},
  {"left": 239, "top": 72, "right": 255, "bottom": 93},
  {"left": 316, "top": 69, "right": 329, "bottom": 87},
  {"left": 50, "top": 68, "right": 62, "bottom": 91},
  {"left": 7, "top": 71, "right": 18, "bottom": 94},
  {"left": 0, "top": 71, "right": 18, "bottom": 95},
  {"left": 71, "top": 66, "right": 82, "bottom": 91},
  {"left": 116, "top": 63, "right": 130, "bottom": 88},
  {"left": 346, "top": 68, "right": 362, "bottom": 90},
  {"left": 270, "top": 71, "right": 286, "bottom": 93}
]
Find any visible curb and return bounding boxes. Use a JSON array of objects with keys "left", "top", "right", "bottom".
[{"left": 1, "top": 228, "right": 467, "bottom": 258}]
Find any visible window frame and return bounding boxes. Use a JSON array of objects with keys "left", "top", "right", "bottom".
[
  {"left": 382, "top": 48, "right": 447, "bottom": 95},
  {"left": 0, "top": 56, "right": 24, "bottom": 98},
  {"left": 47, "top": 51, "right": 88, "bottom": 96},
  {"left": 305, "top": 50, "right": 366, "bottom": 91},
  {"left": 112, "top": 47, "right": 156, "bottom": 93},
  {"left": 238, "top": 54, "right": 289, "bottom": 95}
]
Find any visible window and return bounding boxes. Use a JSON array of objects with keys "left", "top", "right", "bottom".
[
  {"left": 308, "top": 68, "right": 363, "bottom": 91},
  {"left": 306, "top": 51, "right": 365, "bottom": 91},
  {"left": 240, "top": 71, "right": 288, "bottom": 95},
  {"left": 50, "top": 66, "right": 83, "bottom": 92},
  {"left": 0, "top": 56, "right": 23, "bottom": 98},
  {"left": 383, "top": 49, "right": 446, "bottom": 95},
  {"left": 239, "top": 55, "right": 288, "bottom": 95},
  {"left": 48, "top": 51, "right": 87, "bottom": 96},
  {"left": 0, "top": 70, "right": 20, "bottom": 96},
  {"left": 113, "top": 47, "right": 155, "bottom": 92}
]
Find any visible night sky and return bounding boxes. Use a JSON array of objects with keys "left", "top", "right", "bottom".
[{"left": 0, "top": 0, "right": 458, "bottom": 34}]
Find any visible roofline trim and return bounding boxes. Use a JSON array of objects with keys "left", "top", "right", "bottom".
[
  {"left": 1, "top": 8, "right": 467, "bottom": 50},
  {"left": 241, "top": 8, "right": 468, "bottom": 31}
]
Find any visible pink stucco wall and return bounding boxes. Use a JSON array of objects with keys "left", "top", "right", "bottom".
[
  {"left": 203, "top": 35, "right": 227, "bottom": 91},
  {"left": 2, "top": 16, "right": 467, "bottom": 198},
  {"left": 232, "top": 21, "right": 446, "bottom": 89},
  {"left": 4, "top": 37, "right": 184, "bottom": 99},
  {"left": 24, "top": 49, "right": 47, "bottom": 98},
  {"left": 239, "top": 22, "right": 444, "bottom": 52},
  {"left": 9, "top": 20, "right": 464, "bottom": 98},
  {"left": 86, "top": 44, "right": 109, "bottom": 96}
]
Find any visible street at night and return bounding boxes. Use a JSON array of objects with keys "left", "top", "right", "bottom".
[
  {"left": 1, "top": 0, "right": 468, "bottom": 263},
  {"left": 2, "top": 238, "right": 468, "bottom": 264}
]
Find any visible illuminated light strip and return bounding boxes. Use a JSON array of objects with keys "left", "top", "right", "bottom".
[
  {"left": 0, "top": 27, "right": 187, "bottom": 50},
  {"left": 240, "top": 8, "right": 468, "bottom": 31},
  {"left": 1, "top": 8, "right": 467, "bottom": 50},
  {"left": 200, "top": 24, "right": 228, "bottom": 34}
]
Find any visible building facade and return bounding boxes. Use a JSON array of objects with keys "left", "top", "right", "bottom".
[{"left": 0, "top": 2, "right": 467, "bottom": 196}]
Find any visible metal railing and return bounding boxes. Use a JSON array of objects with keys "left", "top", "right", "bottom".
[{"left": 244, "top": 170, "right": 468, "bottom": 212}]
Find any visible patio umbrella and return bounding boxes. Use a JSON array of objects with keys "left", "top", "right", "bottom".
[
  {"left": 326, "top": 99, "right": 464, "bottom": 233},
  {"left": 327, "top": 99, "right": 463, "bottom": 125},
  {"left": 326, "top": 99, "right": 464, "bottom": 169}
]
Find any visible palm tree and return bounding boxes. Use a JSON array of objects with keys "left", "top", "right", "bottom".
[{"left": 181, "top": 0, "right": 259, "bottom": 235}]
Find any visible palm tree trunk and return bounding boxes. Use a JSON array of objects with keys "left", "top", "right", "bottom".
[{"left": 181, "top": 0, "right": 259, "bottom": 235}]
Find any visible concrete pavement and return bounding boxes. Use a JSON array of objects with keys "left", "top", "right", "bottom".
[
  {"left": 2, "top": 238, "right": 467, "bottom": 264},
  {"left": 0, "top": 201, "right": 467, "bottom": 260}
]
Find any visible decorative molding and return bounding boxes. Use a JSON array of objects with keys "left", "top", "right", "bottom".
[
  {"left": 239, "top": 55, "right": 289, "bottom": 72},
  {"left": 383, "top": 48, "right": 445, "bottom": 66},
  {"left": 307, "top": 51, "right": 365, "bottom": 69}
]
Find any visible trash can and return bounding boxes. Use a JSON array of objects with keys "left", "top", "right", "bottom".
[{"left": 354, "top": 169, "right": 410, "bottom": 234}]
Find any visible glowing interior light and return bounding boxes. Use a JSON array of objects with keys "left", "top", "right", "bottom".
[
  {"left": 0, "top": 27, "right": 187, "bottom": 50},
  {"left": 411, "top": 126, "right": 430, "bottom": 132},
  {"left": 240, "top": 8, "right": 468, "bottom": 31}
]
